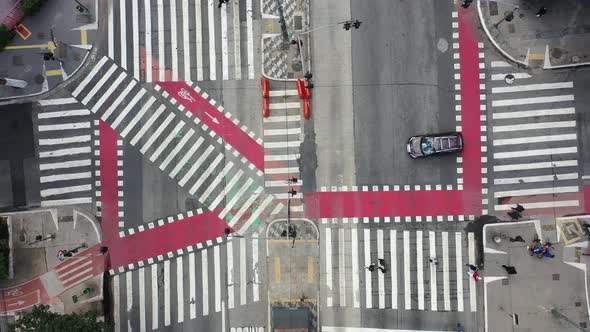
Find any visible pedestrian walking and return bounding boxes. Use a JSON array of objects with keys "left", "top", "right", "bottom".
[
  {"left": 501, "top": 265, "right": 517, "bottom": 274},
  {"left": 429, "top": 257, "right": 438, "bottom": 265},
  {"left": 365, "top": 264, "right": 376, "bottom": 272},
  {"left": 529, "top": 239, "right": 542, "bottom": 256},
  {"left": 378, "top": 266, "right": 388, "bottom": 274},
  {"left": 466, "top": 264, "right": 478, "bottom": 272},
  {"left": 218, "top": 0, "right": 228, "bottom": 8},
  {"left": 536, "top": 7, "right": 547, "bottom": 17},
  {"left": 467, "top": 269, "right": 482, "bottom": 281},
  {"left": 507, "top": 211, "right": 521, "bottom": 220},
  {"left": 540, "top": 242, "right": 555, "bottom": 258},
  {"left": 511, "top": 204, "right": 525, "bottom": 213},
  {"left": 509, "top": 235, "right": 526, "bottom": 243},
  {"left": 378, "top": 258, "right": 386, "bottom": 267}
]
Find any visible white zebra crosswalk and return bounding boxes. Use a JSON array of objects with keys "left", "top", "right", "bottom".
[
  {"left": 107, "top": 0, "right": 256, "bottom": 82},
  {"left": 112, "top": 238, "right": 265, "bottom": 331},
  {"left": 322, "top": 226, "right": 477, "bottom": 312},
  {"left": 35, "top": 98, "right": 94, "bottom": 207},
  {"left": 488, "top": 61, "right": 582, "bottom": 215}
]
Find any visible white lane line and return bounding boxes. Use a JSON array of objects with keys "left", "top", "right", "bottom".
[
  {"left": 181, "top": 145, "right": 215, "bottom": 187},
  {"left": 252, "top": 235, "right": 260, "bottom": 302},
  {"left": 140, "top": 113, "right": 175, "bottom": 154},
  {"left": 40, "top": 172, "right": 91, "bottom": 183},
  {"left": 121, "top": 96, "right": 156, "bottom": 138},
  {"left": 227, "top": 241, "right": 234, "bottom": 309},
  {"left": 221, "top": 3, "right": 228, "bottom": 80},
  {"left": 189, "top": 252, "right": 196, "bottom": 319},
  {"left": 264, "top": 141, "right": 301, "bottom": 149},
  {"left": 468, "top": 233, "right": 476, "bottom": 312},
  {"left": 246, "top": 0, "right": 254, "bottom": 79},
  {"left": 73, "top": 56, "right": 108, "bottom": 97},
  {"left": 214, "top": 246, "right": 221, "bottom": 312},
  {"left": 339, "top": 228, "right": 346, "bottom": 307},
  {"left": 491, "top": 60, "right": 511, "bottom": 67},
  {"left": 182, "top": 0, "right": 190, "bottom": 80},
  {"left": 455, "top": 232, "right": 464, "bottom": 312},
  {"left": 157, "top": 0, "right": 165, "bottom": 81},
  {"left": 40, "top": 184, "right": 91, "bottom": 197},
  {"left": 130, "top": 104, "right": 165, "bottom": 146},
  {"left": 492, "top": 107, "right": 575, "bottom": 119},
  {"left": 239, "top": 195, "right": 272, "bottom": 235},
  {"left": 491, "top": 72, "right": 531, "bottom": 80},
  {"left": 39, "top": 147, "right": 91, "bottom": 158},
  {"left": 494, "top": 173, "right": 579, "bottom": 185},
  {"left": 119, "top": 0, "right": 127, "bottom": 70},
  {"left": 82, "top": 63, "right": 117, "bottom": 105},
  {"left": 113, "top": 274, "right": 120, "bottom": 332},
  {"left": 491, "top": 81, "right": 573, "bottom": 93},
  {"left": 160, "top": 129, "right": 194, "bottom": 170},
  {"left": 217, "top": 170, "right": 247, "bottom": 219},
  {"left": 351, "top": 228, "right": 360, "bottom": 308},
  {"left": 493, "top": 160, "right": 577, "bottom": 172},
  {"left": 132, "top": 0, "right": 139, "bottom": 79},
  {"left": 269, "top": 102, "right": 300, "bottom": 109},
  {"left": 390, "top": 230, "right": 397, "bottom": 309},
  {"left": 232, "top": 0, "right": 241, "bottom": 80},
  {"left": 325, "top": 227, "right": 333, "bottom": 307},
  {"left": 492, "top": 94, "right": 574, "bottom": 107},
  {"left": 38, "top": 122, "right": 90, "bottom": 131},
  {"left": 169, "top": 136, "right": 203, "bottom": 177},
  {"left": 170, "top": 0, "right": 178, "bottom": 81},
  {"left": 91, "top": 71, "right": 126, "bottom": 114},
  {"left": 377, "top": 229, "right": 385, "bottom": 309},
  {"left": 176, "top": 256, "right": 184, "bottom": 323},
  {"left": 364, "top": 228, "right": 372, "bottom": 309},
  {"left": 164, "top": 260, "right": 171, "bottom": 326},
  {"left": 112, "top": 89, "right": 147, "bottom": 129},
  {"left": 39, "top": 135, "right": 91, "bottom": 145},
  {"left": 41, "top": 197, "right": 92, "bottom": 207},
  {"left": 263, "top": 114, "right": 301, "bottom": 122},
  {"left": 102, "top": 80, "right": 138, "bottom": 121},
  {"left": 417, "top": 230, "right": 424, "bottom": 310},
  {"left": 188, "top": 152, "right": 223, "bottom": 194},
  {"left": 145, "top": 0, "right": 152, "bottom": 82},
  {"left": 495, "top": 200, "right": 579, "bottom": 211},
  {"left": 40, "top": 159, "right": 91, "bottom": 170},
  {"left": 151, "top": 264, "right": 158, "bottom": 329},
  {"left": 442, "top": 232, "right": 450, "bottom": 311},
  {"left": 150, "top": 122, "right": 185, "bottom": 162},
  {"left": 493, "top": 133, "right": 577, "bottom": 146},
  {"left": 139, "top": 268, "right": 146, "bottom": 332},
  {"left": 494, "top": 186, "right": 579, "bottom": 198},
  {"left": 195, "top": 0, "right": 203, "bottom": 80},
  {"left": 240, "top": 238, "right": 247, "bottom": 305},
  {"left": 494, "top": 147, "right": 578, "bottom": 159},
  {"left": 208, "top": 0, "right": 216, "bottom": 80},
  {"left": 493, "top": 120, "right": 575, "bottom": 132},
  {"left": 37, "top": 98, "right": 77, "bottom": 106},
  {"left": 108, "top": 0, "right": 114, "bottom": 59},
  {"left": 38, "top": 109, "right": 90, "bottom": 119},
  {"left": 202, "top": 250, "right": 209, "bottom": 316},
  {"left": 269, "top": 90, "right": 299, "bottom": 97},
  {"left": 126, "top": 272, "right": 133, "bottom": 330},
  {"left": 403, "top": 230, "right": 411, "bottom": 310},
  {"left": 264, "top": 167, "right": 299, "bottom": 174},
  {"left": 429, "top": 231, "right": 437, "bottom": 311},
  {"left": 264, "top": 128, "right": 302, "bottom": 136},
  {"left": 205, "top": 162, "right": 235, "bottom": 209}
]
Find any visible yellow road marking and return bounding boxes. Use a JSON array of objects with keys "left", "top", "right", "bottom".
[
  {"left": 307, "top": 256, "right": 314, "bottom": 283},
  {"left": 4, "top": 42, "right": 52, "bottom": 50},
  {"left": 80, "top": 30, "right": 88, "bottom": 45},
  {"left": 46, "top": 69, "right": 62, "bottom": 77},
  {"left": 274, "top": 257, "right": 281, "bottom": 283},
  {"left": 272, "top": 298, "right": 318, "bottom": 303},
  {"left": 528, "top": 53, "right": 544, "bottom": 60}
]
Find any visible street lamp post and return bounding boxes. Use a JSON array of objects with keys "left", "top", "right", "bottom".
[{"left": 28, "top": 233, "right": 55, "bottom": 245}]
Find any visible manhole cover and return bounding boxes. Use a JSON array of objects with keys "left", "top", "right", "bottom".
[
  {"left": 34, "top": 74, "right": 45, "bottom": 84},
  {"left": 552, "top": 273, "right": 560, "bottom": 280},
  {"left": 504, "top": 74, "right": 515, "bottom": 84},
  {"left": 504, "top": 11, "right": 514, "bottom": 22},
  {"left": 576, "top": 302, "right": 582, "bottom": 307},
  {"left": 502, "top": 279, "right": 509, "bottom": 285},
  {"left": 551, "top": 48, "right": 563, "bottom": 59}
]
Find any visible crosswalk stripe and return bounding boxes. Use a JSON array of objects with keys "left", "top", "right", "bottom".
[
  {"left": 214, "top": 246, "right": 222, "bottom": 312},
  {"left": 203, "top": 162, "right": 235, "bottom": 207},
  {"left": 140, "top": 112, "right": 176, "bottom": 154},
  {"left": 108, "top": 0, "right": 114, "bottom": 59},
  {"left": 239, "top": 195, "right": 272, "bottom": 234},
  {"left": 339, "top": 228, "right": 346, "bottom": 307},
  {"left": 269, "top": 90, "right": 299, "bottom": 97},
  {"left": 491, "top": 60, "right": 511, "bottom": 67},
  {"left": 263, "top": 114, "right": 301, "bottom": 122},
  {"left": 126, "top": 272, "right": 133, "bottom": 330},
  {"left": 189, "top": 252, "right": 197, "bottom": 319},
  {"left": 170, "top": 0, "right": 179, "bottom": 81},
  {"left": 468, "top": 233, "right": 476, "bottom": 312},
  {"left": 130, "top": 104, "right": 165, "bottom": 146},
  {"left": 264, "top": 141, "right": 301, "bottom": 149},
  {"left": 39, "top": 135, "right": 91, "bottom": 145},
  {"left": 403, "top": 231, "right": 411, "bottom": 310},
  {"left": 493, "top": 120, "right": 575, "bottom": 132},
  {"left": 227, "top": 242, "right": 234, "bottom": 309},
  {"left": 491, "top": 81, "right": 573, "bottom": 93},
  {"left": 40, "top": 184, "right": 91, "bottom": 197},
  {"left": 151, "top": 264, "right": 158, "bottom": 329},
  {"left": 182, "top": 145, "right": 215, "bottom": 188},
  {"left": 492, "top": 94, "right": 574, "bottom": 107},
  {"left": 182, "top": 0, "right": 191, "bottom": 81},
  {"left": 39, "top": 147, "right": 91, "bottom": 158},
  {"left": 38, "top": 109, "right": 90, "bottom": 119},
  {"left": 252, "top": 235, "right": 260, "bottom": 302},
  {"left": 240, "top": 238, "right": 247, "bottom": 305},
  {"left": 493, "top": 146, "right": 577, "bottom": 159},
  {"left": 91, "top": 71, "right": 126, "bottom": 114},
  {"left": 495, "top": 200, "right": 579, "bottom": 211},
  {"left": 139, "top": 268, "right": 146, "bottom": 332},
  {"left": 442, "top": 232, "right": 450, "bottom": 311},
  {"left": 269, "top": 102, "right": 300, "bottom": 109},
  {"left": 494, "top": 172, "right": 578, "bottom": 185},
  {"left": 41, "top": 197, "right": 92, "bottom": 207},
  {"left": 40, "top": 159, "right": 91, "bottom": 170},
  {"left": 429, "top": 231, "right": 437, "bottom": 311},
  {"left": 493, "top": 133, "right": 576, "bottom": 146},
  {"left": 169, "top": 136, "right": 203, "bottom": 178},
  {"left": 264, "top": 128, "right": 302, "bottom": 136},
  {"left": 113, "top": 275, "right": 121, "bottom": 332},
  {"left": 102, "top": 80, "right": 137, "bottom": 121},
  {"left": 177, "top": 256, "right": 184, "bottom": 323},
  {"left": 38, "top": 122, "right": 90, "bottom": 131},
  {"left": 202, "top": 250, "right": 209, "bottom": 315},
  {"left": 363, "top": 228, "right": 372, "bottom": 308},
  {"left": 492, "top": 107, "right": 575, "bottom": 119},
  {"left": 207, "top": 0, "right": 216, "bottom": 80},
  {"left": 221, "top": 4, "right": 229, "bottom": 80},
  {"left": 188, "top": 151, "right": 223, "bottom": 193},
  {"left": 246, "top": 0, "right": 254, "bottom": 79},
  {"left": 40, "top": 172, "right": 91, "bottom": 183},
  {"left": 352, "top": 228, "right": 360, "bottom": 308},
  {"left": 455, "top": 232, "right": 463, "bottom": 312},
  {"left": 160, "top": 129, "right": 195, "bottom": 170},
  {"left": 377, "top": 229, "right": 385, "bottom": 309},
  {"left": 164, "top": 260, "right": 171, "bottom": 325},
  {"left": 494, "top": 186, "right": 579, "bottom": 198},
  {"left": 417, "top": 230, "right": 424, "bottom": 310},
  {"left": 157, "top": 0, "right": 165, "bottom": 81},
  {"left": 195, "top": 0, "right": 204, "bottom": 80},
  {"left": 217, "top": 170, "right": 246, "bottom": 219},
  {"left": 121, "top": 96, "right": 156, "bottom": 138},
  {"left": 232, "top": 0, "right": 241, "bottom": 80},
  {"left": 325, "top": 228, "right": 333, "bottom": 307},
  {"left": 390, "top": 230, "right": 397, "bottom": 309},
  {"left": 265, "top": 179, "right": 302, "bottom": 187},
  {"left": 37, "top": 98, "right": 78, "bottom": 106},
  {"left": 150, "top": 121, "right": 185, "bottom": 162},
  {"left": 493, "top": 160, "right": 577, "bottom": 172},
  {"left": 119, "top": 0, "right": 127, "bottom": 70},
  {"left": 82, "top": 60, "right": 117, "bottom": 105},
  {"left": 491, "top": 72, "right": 531, "bottom": 80},
  {"left": 73, "top": 56, "right": 108, "bottom": 97},
  {"left": 112, "top": 89, "right": 147, "bottom": 129},
  {"left": 264, "top": 167, "right": 299, "bottom": 174},
  {"left": 145, "top": 0, "right": 152, "bottom": 82}
]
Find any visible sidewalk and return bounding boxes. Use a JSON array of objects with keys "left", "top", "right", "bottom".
[
  {"left": 477, "top": 0, "right": 590, "bottom": 69},
  {"left": 0, "top": 0, "right": 97, "bottom": 100},
  {"left": 483, "top": 218, "right": 590, "bottom": 331}
]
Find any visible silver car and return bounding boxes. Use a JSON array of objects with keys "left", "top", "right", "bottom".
[{"left": 406, "top": 132, "right": 463, "bottom": 158}]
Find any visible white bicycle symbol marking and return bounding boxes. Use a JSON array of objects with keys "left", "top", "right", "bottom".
[
  {"left": 178, "top": 88, "right": 195, "bottom": 103},
  {"left": 5, "top": 288, "right": 23, "bottom": 297}
]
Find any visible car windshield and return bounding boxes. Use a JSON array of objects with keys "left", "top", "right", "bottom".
[{"left": 421, "top": 137, "right": 435, "bottom": 155}]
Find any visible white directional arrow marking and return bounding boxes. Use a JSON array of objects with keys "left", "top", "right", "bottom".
[
  {"left": 204, "top": 112, "right": 220, "bottom": 124},
  {"left": 8, "top": 300, "right": 25, "bottom": 307}
]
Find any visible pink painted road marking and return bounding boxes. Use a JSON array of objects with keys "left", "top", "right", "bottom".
[
  {"left": 99, "top": 121, "right": 120, "bottom": 244},
  {"left": 158, "top": 81, "right": 265, "bottom": 171},
  {"left": 140, "top": 47, "right": 172, "bottom": 82},
  {"left": 305, "top": 5, "right": 483, "bottom": 219}
]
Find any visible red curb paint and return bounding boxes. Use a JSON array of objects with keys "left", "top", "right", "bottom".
[
  {"left": 158, "top": 81, "right": 264, "bottom": 170},
  {"left": 99, "top": 121, "right": 120, "bottom": 244},
  {"left": 585, "top": 185, "right": 590, "bottom": 214}
]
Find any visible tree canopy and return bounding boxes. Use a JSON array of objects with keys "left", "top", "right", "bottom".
[{"left": 10, "top": 304, "right": 109, "bottom": 332}]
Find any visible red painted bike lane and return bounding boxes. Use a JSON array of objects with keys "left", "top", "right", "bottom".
[{"left": 305, "top": 5, "right": 483, "bottom": 219}]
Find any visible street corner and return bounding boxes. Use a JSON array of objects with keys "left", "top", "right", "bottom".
[{"left": 57, "top": 272, "right": 104, "bottom": 313}]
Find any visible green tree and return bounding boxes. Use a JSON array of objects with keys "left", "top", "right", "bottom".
[
  {"left": 0, "top": 25, "right": 15, "bottom": 51},
  {"left": 20, "top": 0, "right": 43, "bottom": 16},
  {"left": 10, "top": 304, "right": 110, "bottom": 332}
]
